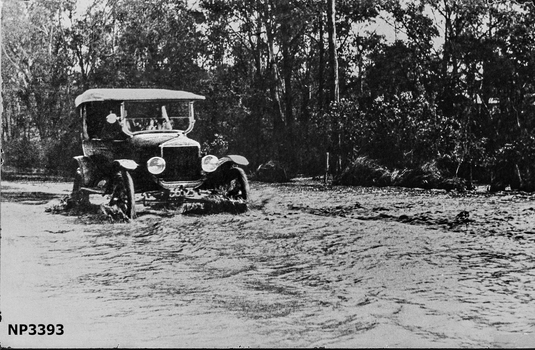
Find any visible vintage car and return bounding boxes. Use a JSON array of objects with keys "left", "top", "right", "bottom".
[{"left": 71, "top": 88, "right": 249, "bottom": 219}]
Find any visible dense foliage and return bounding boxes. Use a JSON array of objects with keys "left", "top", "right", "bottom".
[{"left": 2, "top": 0, "right": 535, "bottom": 189}]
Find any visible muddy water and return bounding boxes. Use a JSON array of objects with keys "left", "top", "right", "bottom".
[{"left": 1, "top": 180, "right": 535, "bottom": 347}]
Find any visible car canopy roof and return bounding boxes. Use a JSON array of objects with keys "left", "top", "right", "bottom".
[{"left": 75, "top": 88, "right": 205, "bottom": 107}]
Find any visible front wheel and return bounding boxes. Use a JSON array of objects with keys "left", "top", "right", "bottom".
[
  {"left": 110, "top": 170, "right": 136, "bottom": 219},
  {"left": 224, "top": 167, "right": 249, "bottom": 200}
]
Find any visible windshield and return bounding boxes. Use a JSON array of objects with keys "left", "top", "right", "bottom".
[{"left": 123, "top": 101, "right": 192, "bottom": 133}]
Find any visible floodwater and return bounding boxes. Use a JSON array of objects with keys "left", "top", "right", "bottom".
[{"left": 1, "top": 180, "right": 535, "bottom": 348}]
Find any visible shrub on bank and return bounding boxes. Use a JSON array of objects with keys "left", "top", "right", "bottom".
[
  {"left": 333, "top": 157, "right": 392, "bottom": 187},
  {"left": 3, "top": 135, "right": 80, "bottom": 177},
  {"left": 334, "top": 157, "right": 465, "bottom": 191},
  {"left": 3, "top": 138, "right": 45, "bottom": 170}
]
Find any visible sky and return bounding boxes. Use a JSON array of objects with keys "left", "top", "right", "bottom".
[{"left": 75, "top": 0, "right": 91, "bottom": 14}]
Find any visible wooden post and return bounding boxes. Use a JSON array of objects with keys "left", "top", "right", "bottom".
[{"left": 324, "top": 152, "right": 330, "bottom": 184}]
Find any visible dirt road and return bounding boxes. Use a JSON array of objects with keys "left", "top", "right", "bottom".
[{"left": 1, "top": 179, "right": 535, "bottom": 347}]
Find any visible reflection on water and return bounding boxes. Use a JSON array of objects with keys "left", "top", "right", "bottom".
[{"left": 2, "top": 183, "right": 535, "bottom": 347}]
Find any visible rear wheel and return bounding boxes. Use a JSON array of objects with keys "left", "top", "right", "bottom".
[
  {"left": 71, "top": 169, "right": 90, "bottom": 205},
  {"left": 110, "top": 170, "right": 136, "bottom": 219}
]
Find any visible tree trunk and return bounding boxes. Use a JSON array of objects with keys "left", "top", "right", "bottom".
[
  {"left": 327, "top": 0, "right": 341, "bottom": 173},
  {"left": 327, "top": 0, "right": 339, "bottom": 104},
  {"left": 282, "top": 43, "right": 294, "bottom": 128},
  {"left": 318, "top": 14, "right": 325, "bottom": 113},
  {"left": 264, "top": 0, "right": 285, "bottom": 160}
]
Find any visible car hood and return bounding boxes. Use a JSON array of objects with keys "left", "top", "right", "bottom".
[{"left": 130, "top": 132, "right": 200, "bottom": 148}]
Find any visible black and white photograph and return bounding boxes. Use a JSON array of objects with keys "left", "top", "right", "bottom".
[{"left": 1, "top": 0, "right": 535, "bottom": 347}]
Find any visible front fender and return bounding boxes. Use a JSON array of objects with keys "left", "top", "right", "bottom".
[
  {"left": 113, "top": 159, "right": 138, "bottom": 171},
  {"left": 224, "top": 155, "right": 249, "bottom": 166},
  {"left": 198, "top": 155, "right": 248, "bottom": 190},
  {"left": 74, "top": 155, "right": 101, "bottom": 187},
  {"left": 196, "top": 154, "right": 249, "bottom": 189},
  {"left": 213, "top": 155, "right": 249, "bottom": 171}
]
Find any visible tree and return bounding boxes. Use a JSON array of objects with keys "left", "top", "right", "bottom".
[
  {"left": 65, "top": 0, "right": 117, "bottom": 90},
  {"left": 327, "top": 0, "right": 339, "bottom": 103},
  {"left": 3, "top": 0, "right": 75, "bottom": 140}
]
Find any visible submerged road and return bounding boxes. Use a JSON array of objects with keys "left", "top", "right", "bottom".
[{"left": 1, "top": 180, "right": 535, "bottom": 347}]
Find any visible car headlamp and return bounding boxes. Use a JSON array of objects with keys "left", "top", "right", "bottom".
[
  {"left": 202, "top": 155, "right": 219, "bottom": 172},
  {"left": 147, "top": 157, "right": 166, "bottom": 175}
]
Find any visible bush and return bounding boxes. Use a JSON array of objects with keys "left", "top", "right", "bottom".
[
  {"left": 323, "top": 94, "right": 459, "bottom": 172},
  {"left": 3, "top": 138, "right": 45, "bottom": 170},
  {"left": 490, "top": 135, "right": 535, "bottom": 192},
  {"left": 3, "top": 134, "right": 80, "bottom": 175},
  {"left": 334, "top": 157, "right": 465, "bottom": 191},
  {"left": 43, "top": 137, "right": 81, "bottom": 175},
  {"left": 201, "top": 133, "right": 229, "bottom": 157},
  {"left": 255, "top": 160, "right": 290, "bottom": 183},
  {"left": 334, "top": 156, "right": 393, "bottom": 187},
  {"left": 395, "top": 161, "right": 463, "bottom": 190}
]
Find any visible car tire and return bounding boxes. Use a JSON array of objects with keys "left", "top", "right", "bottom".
[
  {"left": 111, "top": 170, "right": 136, "bottom": 219},
  {"left": 226, "top": 166, "right": 249, "bottom": 201},
  {"left": 71, "top": 169, "right": 90, "bottom": 205}
]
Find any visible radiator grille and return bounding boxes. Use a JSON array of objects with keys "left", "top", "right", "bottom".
[{"left": 161, "top": 146, "right": 201, "bottom": 181}]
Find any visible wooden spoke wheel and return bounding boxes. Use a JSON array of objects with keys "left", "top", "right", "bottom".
[
  {"left": 110, "top": 170, "right": 136, "bottom": 219},
  {"left": 71, "top": 169, "right": 90, "bottom": 205},
  {"left": 220, "top": 167, "right": 249, "bottom": 200}
]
